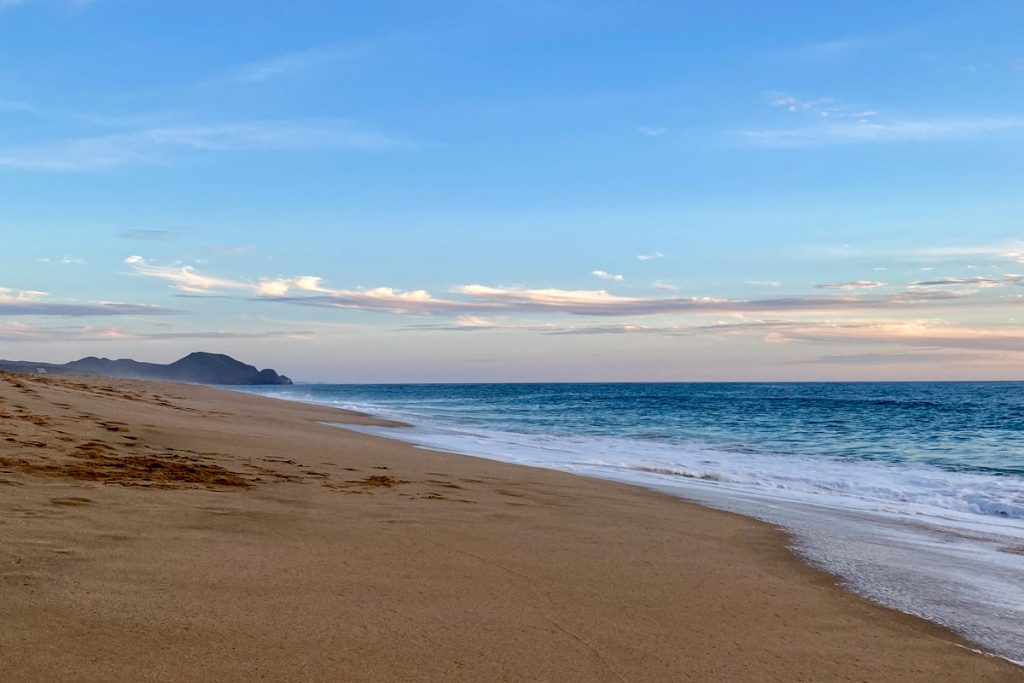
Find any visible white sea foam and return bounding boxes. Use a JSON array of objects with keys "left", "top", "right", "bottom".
[{"left": 342, "top": 415, "right": 1024, "bottom": 533}]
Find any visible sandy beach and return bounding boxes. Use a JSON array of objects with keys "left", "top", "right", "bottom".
[{"left": 0, "top": 371, "right": 1018, "bottom": 682}]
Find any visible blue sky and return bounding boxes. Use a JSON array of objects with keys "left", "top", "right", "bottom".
[{"left": 2, "top": 0, "right": 1023, "bottom": 381}]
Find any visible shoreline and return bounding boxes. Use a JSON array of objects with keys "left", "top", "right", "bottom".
[
  {"left": 235, "top": 382, "right": 1019, "bottom": 663},
  {"left": 323, "top": 415, "right": 1024, "bottom": 666},
  {"left": 1, "top": 372, "right": 1020, "bottom": 681},
  {"left": 281, "top": 398, "right": 1024, "bottom": 668}
]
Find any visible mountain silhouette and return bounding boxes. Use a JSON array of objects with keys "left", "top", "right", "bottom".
[{"left": 0, "top": 352, "right": 292, "bottom": 385}]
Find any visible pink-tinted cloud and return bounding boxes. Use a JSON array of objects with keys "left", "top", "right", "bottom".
[
  {"left": 124, "top": 259, "right": 1008, "bottom": 320},
  {"left": 0, "top": 285, "right": 175, "bottom": 317}
]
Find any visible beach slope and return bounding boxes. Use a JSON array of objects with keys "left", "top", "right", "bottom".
[{"left": 0, "top": 372, "right": 1018, "bottom": 681}]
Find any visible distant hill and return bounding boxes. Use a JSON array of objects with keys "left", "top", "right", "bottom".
[{"left": 0, "top": 352, "right": 293, "bottom": 385}]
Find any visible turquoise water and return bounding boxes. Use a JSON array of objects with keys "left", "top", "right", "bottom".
[{"left": 234, "top": 381, "right": 1024, "bottom": 663}]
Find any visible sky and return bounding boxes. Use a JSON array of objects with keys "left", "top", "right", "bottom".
[{"left": 1, "top": 0, "right": 1023, "bottom": 382}]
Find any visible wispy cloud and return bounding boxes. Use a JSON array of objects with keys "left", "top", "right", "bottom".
[
  {"left": 910, "top": 276, "right": 1002, "bottom": 288},
  {"left": 780, "top": 321, "right": 1024, "bottom": 353},
  {"left": 0, "top": 301, "right": 175, "bottom": 317},
  {"left": 126, "top": 257, "right": 455, "bottom": 314},
  {"left": 0, "top": 286, "right": 47, "bottom": 301},
  {"left": 124, "top": 256, "right": 254, "bottom": 294},
  {"left": 0, "top": 321, "right": 307, "bottom": 342},
  {"left": 814, "top": 280, "right": 886, "bottom": 290},
  {"left": 778, "top": 36, "right": 878, "bottom": 63},
  {"left": 747, "top": 280, "right": 781, "bottom": 288},
  {"left": 0, "top": 285, "right": 175, "bottom": 316},
  {"left": 543, "top": 322, "right": 736, "bottom": 337},
  {"left": 211, "top": 45, "right": 360, "bottom": 86},
  {"left": 544, "top": 318, "right": 1024, "bottom": 355},
  {"left": 801, "top": 241, "right": 1024, "bottom": 265},
  {"left": 914, "top": 243, "right": 1024, "bottom": 262},
  {"left": 118, "top": 229, "right": 176, "bottom": 241},
  {"left": 738, "top": 116, "right": 1024, "bottom": 148},
  {"left": 636, "top": 126, "right": 666, "bottom": 137},
  {"left": 0, "top": 0, "right": 97, "bottom": 9},
  {"left": 202, "top": 245, "right": 253, "bottom": 256},
  {"left": 767, "top": 92, "right": 876, "bottom": 120},
  {"left": 591, "top": 269, "right": 624, "bottom": 282},
  {"left": 652, "top": 281, "right": 678, "bottom": 291},
  {"left": 913, "top": 241, "right": 1024, "bottom": 260},
  {"left": 0, "top": 120, "right": 405, "bottom": 171},
  {"left": 38, "top": 256, "right": 86, "bottom": 265},
  {"left": 636, "top": 252, "right": 664, "bottom": 261},
  {"left": 402, "top": 315, "right": 507, "bottom": 333},
  {"left": 797, "top": 350, "right": 981, "bottom": 366}
]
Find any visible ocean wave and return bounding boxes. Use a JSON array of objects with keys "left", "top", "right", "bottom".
[{"left": 389, "top": 423, "right": 1024, "bottom": 529}]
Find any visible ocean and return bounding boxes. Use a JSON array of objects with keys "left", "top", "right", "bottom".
[{"left": 232, "top": 381, "right": 1024, "bottom": 663}]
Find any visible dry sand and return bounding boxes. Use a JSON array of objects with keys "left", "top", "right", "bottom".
[{"left": 0, "top": 371, "right": 1019, "bottom": 682}]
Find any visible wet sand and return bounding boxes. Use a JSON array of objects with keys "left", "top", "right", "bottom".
[{"left": 0, "top": 371, "right": 1019, "bottom": 681}]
